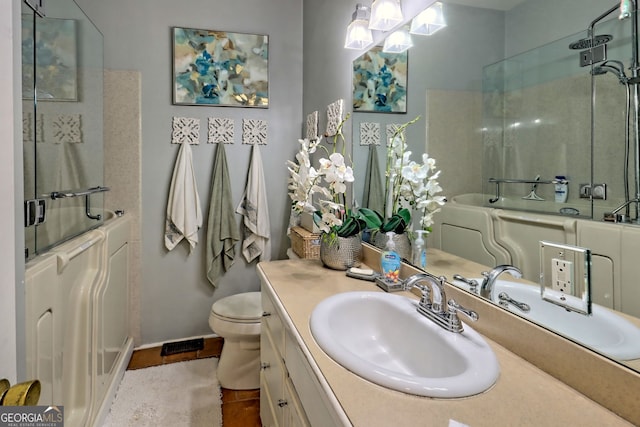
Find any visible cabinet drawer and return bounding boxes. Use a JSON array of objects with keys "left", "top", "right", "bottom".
[{"left": 262, "top": 289, "right": 284, "bottom": 352}]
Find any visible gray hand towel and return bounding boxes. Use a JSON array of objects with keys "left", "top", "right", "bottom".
[{"left": 206, "top": 144, "right": 240, "bottom": 287}]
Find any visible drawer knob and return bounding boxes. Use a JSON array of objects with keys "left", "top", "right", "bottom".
[
  {"left": 262, "top": 311, "right": 271, "bottom": 317},
  {"left": 277, "top": 399, "right": 288, "bottom": 407},
  {"left": 261, "top": 362, "right": 271, "bottom": 370}
]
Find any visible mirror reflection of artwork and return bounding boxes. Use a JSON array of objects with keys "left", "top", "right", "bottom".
[
  {"left": 353, "top": 46, "right": 407, "bottom": 113},
  {"left": 172, "top": 27, "right": 269, "bottom": 108},
  {"left": 22, "top": 16, "right": 78, "bottom": 101}
]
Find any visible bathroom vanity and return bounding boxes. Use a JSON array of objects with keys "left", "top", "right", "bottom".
[{"left": 258, "top": 249, "right": 634, "bottom": 426}]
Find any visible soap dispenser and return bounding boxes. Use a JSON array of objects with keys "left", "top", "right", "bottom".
[
  {"left": 380, "top": 231, "right": 402, "bottom": 283},
  {"left": 412, "top": 230, "right": 427, "bottom": 269}
]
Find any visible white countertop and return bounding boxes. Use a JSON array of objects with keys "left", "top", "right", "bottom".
[{"left": 258, "top": 254, "right": 632, "bottom": 427}]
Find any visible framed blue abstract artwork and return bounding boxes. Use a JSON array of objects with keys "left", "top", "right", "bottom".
[
  {"left": 22, "top": 16, "right": 77, "bottom": 101},
  {"left": 352, "top": 46, "right": 407, "bottom": 113},
  {"left": 172, "top": 27, "right": 269, "bottom": 108}
]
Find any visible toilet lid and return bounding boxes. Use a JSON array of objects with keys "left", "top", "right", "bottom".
[{"left": 211, "top": 292, "right": 262, "bottom": 321}]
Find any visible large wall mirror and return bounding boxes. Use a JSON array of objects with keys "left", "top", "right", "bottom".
[{"left": 350, "top": 0, "right": 640, "bottom": 373}]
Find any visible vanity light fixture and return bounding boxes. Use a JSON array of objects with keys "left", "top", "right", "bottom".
[
  {"left": 369, "top": 0, "right": 404, "bottom": 32},
  {"left": 345, "top": 4, "right": 374, "bottom": 50},
  {"left": 382, "top": 27, "right": 413, "bottom": 53},
  {"left": 410, "top": 1, "right": 446, "bottom": 36}
]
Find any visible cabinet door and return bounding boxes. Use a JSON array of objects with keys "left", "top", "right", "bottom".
[
  {"left": 283, "top": 379, "right": 310, "bottom": 427},
  {"left": 261, "top": 321, "right": 286, "bottom": 426},
  {"left": 260, "top": 370, "right": 278, "bottom": 427}
]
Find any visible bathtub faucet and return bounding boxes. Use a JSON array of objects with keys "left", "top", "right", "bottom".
[{"left": 480, "top": 265, "right": 523, "bottom": 300}]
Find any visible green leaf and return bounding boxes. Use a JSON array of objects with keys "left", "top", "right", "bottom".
[{"left": 357, "top": 208, "right": 383, "bottom": 230}]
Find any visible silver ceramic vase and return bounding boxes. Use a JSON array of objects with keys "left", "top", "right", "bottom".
[
  {"left": 320, "top": 234, "right": 363, "bottom": 271},
  {"left": 372, "top": 231, "right": 411, "bottom": 261}
]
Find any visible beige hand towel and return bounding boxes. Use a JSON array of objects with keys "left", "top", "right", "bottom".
[
  {"left": 206, "top": 144, "right": 240, "bottom": 287},
  {"left": 236, "top": 145, "right": 271, "bottom": 262},
  {"left": 165, "top": 142, "right": 202, "bottom": 252}
]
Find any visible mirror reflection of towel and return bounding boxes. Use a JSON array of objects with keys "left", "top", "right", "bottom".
[
  {"left": 236, "top": 145, "right": 271, "bottom": 263},
  {"left": 362, "top": 144, "right": 384, "bottom": 213},
  {"left": 165, "top": 142, "right": 202, "bottom": 252},
  {"left": 206, "top": 144, "right": 240, "bottom": 287}
]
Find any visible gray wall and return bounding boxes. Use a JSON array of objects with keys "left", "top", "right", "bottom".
[{"left": 76, "top": 0, "right": 303, "bottom": 345}]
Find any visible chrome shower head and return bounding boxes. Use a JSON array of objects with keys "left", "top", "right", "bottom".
[
  {"left": 591, "top": 60, "right": 629, "bottom": 83},
  {"left": 568, "top": 34, "right": 613, "bottom": 50}
]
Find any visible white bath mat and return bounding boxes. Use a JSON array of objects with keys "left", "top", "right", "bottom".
[{"left": 102, "top": 358, "right": 222, "bottom": 427}]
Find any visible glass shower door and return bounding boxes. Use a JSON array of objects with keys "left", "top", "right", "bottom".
[{"left": 22, "top": 0, "right": 105, "bottom": 259}]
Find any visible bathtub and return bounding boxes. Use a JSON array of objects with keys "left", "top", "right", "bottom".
[
  {"left": 25, "top": 211, "right": 132, "bottom": 427},
  {"left": 431, "top": 193, "right": 640, "bottom": 318}
]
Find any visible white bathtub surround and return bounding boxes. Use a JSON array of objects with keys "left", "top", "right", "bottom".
[
  {"left": 165, "top": 140, "right": 203, "bottom": 253},
  {"left": 102, "top": 358, "right": 222, "bottom": 427},
  {"left": 236, "top": 144, "right": 271, "bottom": 262},
  {"left": 206, "top": 144, "right": 240, "bottom": 287}
]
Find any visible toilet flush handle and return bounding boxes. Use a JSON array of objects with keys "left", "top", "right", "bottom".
[{"left": 262, "top": 311, "right": 271, "bottom": 317}]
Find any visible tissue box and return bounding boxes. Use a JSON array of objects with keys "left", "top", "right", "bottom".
[
  {"left": 300, "top": 211, "right": 321, "bottom": 233},
  {"left": 290, "top": 226, "right": 321, "bottom": 259}
]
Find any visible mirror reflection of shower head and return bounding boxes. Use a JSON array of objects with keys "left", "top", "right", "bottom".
[{"left": 568, "top": 34, "right": 613, "bottom": 50}]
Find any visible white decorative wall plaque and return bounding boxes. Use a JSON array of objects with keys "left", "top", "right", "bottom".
[
  {"left": 22, "top": 113, "right": 43, "bottom": 143},
  {"left": 360, "top": 122, "right": 380, "bottom": 146},
  {"left": 386, "top": 123, "right": 405, "bottom": 146},
  {"left": 52, "top": 114, "right": 82, "bottom": 144},
  {"left": 208, "top": 117, "right": 234, "bottom": 144},
  {"left": 242, "top": 118, "right": 267, "bottom": 145},
  {"left": 325, "top": 99, "right": 344, "bottom": 137},
  {"left": 171, "top": 117, "right": 200, "bottom": 144},
  {"left": 305, "top": 110, "right": 318, "bottom": 141}
]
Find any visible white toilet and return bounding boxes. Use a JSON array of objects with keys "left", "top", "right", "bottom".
[{"left": 208, "top": 292, "right": 262, "bottom": 390}]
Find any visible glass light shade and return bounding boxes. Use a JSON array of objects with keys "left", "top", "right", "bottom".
[
  {"left": 382, "top": 28, "right": 413, "bottom": 53},
  {"left": 345, "top": 18, "right": 374, "bottom": 49},
  {"left": 410, "top": 2, "right": 447, "bottom": 36},
  {"left": 369, "top": 0, "right": 404, "bottom": 31}
]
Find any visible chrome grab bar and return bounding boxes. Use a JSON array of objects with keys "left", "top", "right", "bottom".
[
  {"left": 48, "top": 186, "right": 110, "bottom": 221},
  {"left": 488, "top": 178, "right": 568, "bottom": 185},
  {"left": 49, "top": 186, "right": 110, "bottom": 200},
  {"left": 488, "top": 178, "right": 568, "bottom": 203}
]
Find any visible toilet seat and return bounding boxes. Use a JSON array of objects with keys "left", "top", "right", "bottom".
[{"left": 210, "top": 292, "right": 262, "bottom": 324}]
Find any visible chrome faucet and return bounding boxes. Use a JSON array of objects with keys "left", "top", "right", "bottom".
[
  {"left": 403, "top": 273, "right": 478, "bottom": 333},
  {"left": 480, "top": 265, "right": 523, "bottom": 300}
]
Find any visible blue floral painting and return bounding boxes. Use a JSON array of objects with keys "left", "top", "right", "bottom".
[
  {"left": 173, "top": 27, "right": 269, "bottom": 108},
  {"left": 353, "top": 47, "right": 407, "bottom": 113}
]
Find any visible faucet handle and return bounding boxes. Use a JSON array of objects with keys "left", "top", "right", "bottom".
[
  {"left": 447, "top": 299, "right": 479, "bottom": 323},
  {"left": 413, "top": 283, "right": 432, "bottom": 309},
  {"left": 453, "top": 274, "right": 479, "bottom": 293}
]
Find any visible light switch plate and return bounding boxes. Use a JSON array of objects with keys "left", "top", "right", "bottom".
[{"left": 539, "top": 241, "right": 592, "bottom": 314}]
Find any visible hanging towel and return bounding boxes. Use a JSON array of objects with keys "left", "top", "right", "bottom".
[
  {"left": 236, "top": 145, "right": 271, "bottom": 263},
  {"left": 206, "top": 144, "right": 240, "bottom": 287},
  {"left": 165, "top": 142, "right": 203, "bottom": 252},
  {"left": 362, "top": 144, "right": 385, "bottom": 214}
]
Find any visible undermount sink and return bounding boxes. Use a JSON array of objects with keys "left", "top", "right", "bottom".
[
  {"left": 459, "top": 279, "right": 640, "bottom": 361},
  {"left": 309, "top": 291, "right": 500, "bottom": 398}
]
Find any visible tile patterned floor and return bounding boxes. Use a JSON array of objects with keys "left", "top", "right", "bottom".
[{"left": 127, "top": 337, "right": 261, "bottom": 427}]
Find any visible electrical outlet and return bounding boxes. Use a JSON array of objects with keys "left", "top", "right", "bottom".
[{"left": 551, "top": 258, "right": 574, "bottom": 294}]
